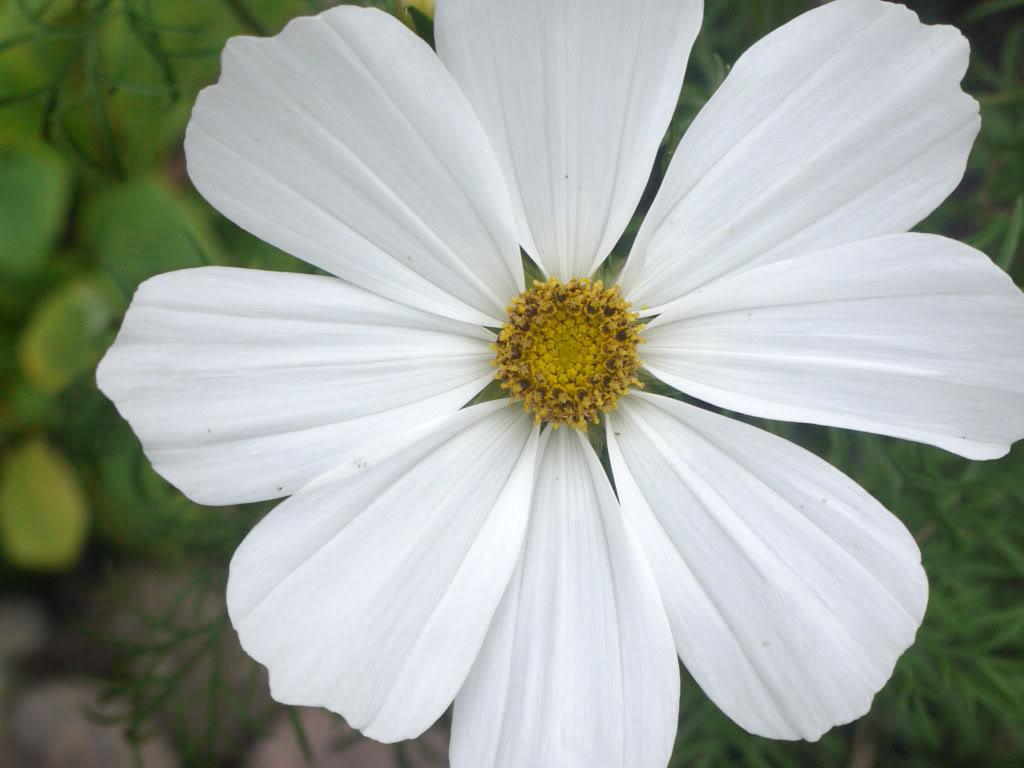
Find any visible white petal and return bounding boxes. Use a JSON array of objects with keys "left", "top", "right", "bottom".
[
  {"left": 185, "top": 7, "right": 522, "bottom": 325},
  {"left": 620, "top": 0, "right": 979, "bottom": 311},
  {"left": 642, "top": 234, "right": 1024, "bottom": 460},
  {"left": 97, "top": 267, "right": 496, "bottom": 505},
  {"left": 436, "top": 0, "right": 702, "bottom": 280},
  {"left": 606, "top": 393, "right": 927, "bottom": 741},
  {"left": 228, "top": 402, "right": 540, "bottom": 742},
  {"left": 451, "top": 427, "right": 679, "bottom": 768}
]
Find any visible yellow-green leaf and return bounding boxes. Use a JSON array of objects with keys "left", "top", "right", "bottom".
[
  {"left": 18, "top": 276, "right": 118, "bottom": 395},
  {"left": 396, "top": 0, "right": 436, "bottom": 24},
  {"left": 0, "top": 438, "right": 89, "bottom": 571}
]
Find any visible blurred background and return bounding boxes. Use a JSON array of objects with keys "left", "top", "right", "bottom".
[{"left": 0, "top": 0, "right": 1021, "bottom": 766}]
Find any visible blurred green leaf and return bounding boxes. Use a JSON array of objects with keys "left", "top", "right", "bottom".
[
  {"left": 0, "top": 139, "right": 72, "bottom": 277},
  {"left": 17, "top": 274, "right": 117, "bottom": 394},
  {"left": 0, "top": 379, "right": 57, "bottom": 433},
  {"left": 0, "top": 436, "right": 88, "bottom": 570},
  {"left": 0, "top": 0, "right": 78, "bottom": 137},
  {"left": 92, "top": 417, "right": 212, "bottom": 558},
  {"left": 89, "top": 7, "right": 192, "bottom": 174},
  {"left": 960, "top": 0, "right": 1024, "bottom": 24},
  {"left": 998, "top": 195, "right": 1023, "bottom": 271},
  {"left": 83, "top": 177, "right": 223, "bottom": 297},
  {"left": 395, "top": 0, "right": 435, "bottom": 26},
  {"left": 406, "top": 7, "right": 434, "bottom": 47}
]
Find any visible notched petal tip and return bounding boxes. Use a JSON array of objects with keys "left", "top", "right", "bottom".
[
  {"left": 95, "top": 267, "right": 498, "bottom": 507},
  {"left": 607, "top": 393, "right": 928, "bottom": 741},
  {"left": 640, "top": 234, "right": 1024, "bottom": 461},
  {"left": 182, "top": 0, "right": 522, "bottom": 325},
  {"left": 621, "top": 0, "right": 984, "bottom": 311},
  {"left": 227, "top": 404, "right": 538, "bottom": 743}
]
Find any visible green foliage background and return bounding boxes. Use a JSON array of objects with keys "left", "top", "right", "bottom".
[{"left": 0, "top": 0, "right": 1021, "bottom": 766}]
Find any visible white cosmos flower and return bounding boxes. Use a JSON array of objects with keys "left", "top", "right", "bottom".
[{"left": 97, "top": 0, "right": 1024, "bottom": 764}]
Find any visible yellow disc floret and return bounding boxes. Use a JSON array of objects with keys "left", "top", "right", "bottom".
[{"left": 494, "top": 277, "right": 643, "bottom": 430}]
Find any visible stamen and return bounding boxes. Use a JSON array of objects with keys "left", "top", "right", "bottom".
[{"left": 493, "top": 277, "right": 643, "bottom": 430}]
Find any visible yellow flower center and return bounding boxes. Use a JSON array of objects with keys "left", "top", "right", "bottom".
[{"left": 493, "top": 277, "right": 643, "bottom": 430}]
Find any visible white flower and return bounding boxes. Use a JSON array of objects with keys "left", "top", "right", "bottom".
[{"left": 97, "top": 0, "right": 1024, "bottom": 765}]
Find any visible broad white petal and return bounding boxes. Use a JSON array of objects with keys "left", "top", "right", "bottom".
[
  {"left": 643, "top": 235, "right": 1024, "bottom": 460},
  {"left": 436, "top": 0, "right": 702, "bottom": 280},
  {"left": 606, "top": 393, "right": 927, "bottom": 741},
  {"left": 621, "top": 0, "right": 979, "bottom": 311},
  {"left": 186, "top": 6, "right": 522, "bottom": 325},
  {"left": 97, "top": 267, "right": 496, "bottom": 505},
  {"left": 451, "top": 427, "right": 679, "bottom": 768},
  {"left": 228, "top": 402, "right": 540, "bottom": 742}
]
